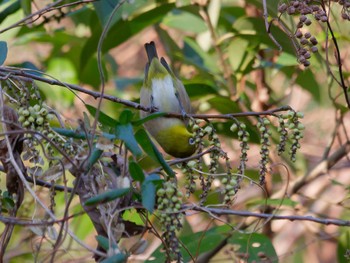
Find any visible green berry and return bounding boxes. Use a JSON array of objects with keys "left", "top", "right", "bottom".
[{"left": 230, "top": 123, "right": 238, "bottom": 132}]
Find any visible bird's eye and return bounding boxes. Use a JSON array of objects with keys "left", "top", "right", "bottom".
[{"left": 189, "top": 137, "right": 196, "bottom": 145}]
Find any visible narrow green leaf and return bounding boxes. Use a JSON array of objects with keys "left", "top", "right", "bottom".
[
  {"left": 129, "top": 161, "right": 145, "bottom": 182},
  {"left": 3, "top": 197, "right": 15, "bottom": 210},
  {"left": 295, "top": 69, "right": 321, "bottom": 102},
  {"left": 228, "top": 37, "right": 255, "bottom": 73},
  {"left": 0, "top": 41, "right": 7, "bottom": 65},
  {"left": 85, "top": 188, "right": 130, "bottom": 206},
  {"left": 132, "top": 112, "right": 167, "bottom": 127},
  {"left": 183, "top": 37, "right": 217, "bottom": 72},
  {"left": 101, "top": 253, "right": 128, "bottom": 263},
  {"left": 96, "top": 235, "right": 110, "bottom": 251},
  {"left": 86, "top": 148, "right": 103, "bottom": 171},
  {"left": 86, "top": 104, "right": 119, "bottom": 127},
  {"left": 20, "top": 0, "right": 31, "bottom": 16},
  {"left": 0, "top": 0, "right": 21, "bottom": 24},
  {"left": 144, "top": 173, "right": 162, "bottom": 184},
  {"left": 184, "top": 83, "right": 218, "bottom": 98},
  {"left": 53, "top": 127, "right": 91, "bottom": 139},
  {"left": 114, "top": 77, "right": 142, "bottom": 90},
  {"left": 119, "top": 109, "right": 134, "bottom": 124},
  {"left": 115, "top": 124, "right": 142, "bottom": 157},
  {"left": 135, "top": 129, "right": 175, "bottom": 178},
  {"left": 141, "top": 181, "right": 156, "bottom": 213}
]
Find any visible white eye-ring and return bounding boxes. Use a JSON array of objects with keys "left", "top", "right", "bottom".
[{"left": 189, "top": 137, "right": 196, "bottom": 145}]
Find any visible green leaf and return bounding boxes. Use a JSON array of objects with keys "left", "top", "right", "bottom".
[
  {"left": 101, "top": 253, "right": 128, "bottom": 263},
  {"left": 119, "top": 109, "right": 134, "bottom": 124},
  {"left": 337, "top": 230, "right": 350, "bottom": 263},
  {"left": 80, "top": 55, "right": 108, "bottom": 89},
  {"left": 53, "top": 127, "right": 91, "bottom": 140},
  {"left": 129, "top": 161, "right": 145, "bottom": 182},
  {"left": 135, "top": 129, "right": 175, "bottom": 178},
  {"left": 96, "top": 235, "right": 110, "bottom": 251},
  {"left": 93, "top": 0, "right": 121, "bottom": 26},
  {"left": 295, "top": 69, "right": 321, "bottom": 102},
  {"left": 184, "top": 83, "right": 218, "bottom": 98},
  {"left": 141, "top": 180, "right": 156, "bottom": 213},
  {"left": 122, "top": 209, "right": 145, "bottom": 226},
  {"left": 115, "top": 123, "right": 142, "bottom": 157},
  {"left": 115, "top": 77, "right": 142, "bottom": 91},
  {"left": 0, "top": 41, "right": 7, "bottom": 65},
  {"left": 85, "top": 188, "right": 130, "bottom": 206},
  {"left": 86, "top": 148, "right": 103, "bottom": 171},
  {"left": 228, "top": 232, "right": 277, "bottom": 263},
  {"left": 20, "top": 0, "right": 31, "bottom": 16},
  {"left": 86, "top": 104, "right": 119, "bottom": 127},
  {"left": 2, "top": 196, "right": 15, "bottom": 210},
  {"left": 132, "top": 112, "right": 167, "bottom": 127},
  {"left": 182, "top": 37, "right": 218, "bottom": 72},
  {"left": 228, "top": 37, "right": 256, "bottom": 74},
  {"left": 0, "top": 0, "right": 21, "bottom": 24},
  {"left": 150, "top": 225, "right": 230, "bottom": 261},
  {"left": 40, "top": 58, "right": 77, "bottom": 107},
  {"left": 276, "top": 52, "right": 298, "bottom": 67},
  {"left": 141, "top": 174, "right": 162, "bottom": 213},
  {"left": 162, "top": 9, "right": 207, "bottom": 33},
  {"left": 207, "top": 96, "right": 241, "bottom": 114}
]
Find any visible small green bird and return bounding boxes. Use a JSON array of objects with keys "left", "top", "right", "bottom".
[{"left": 140, "top": 41, "right": 196, "bottom": 158}]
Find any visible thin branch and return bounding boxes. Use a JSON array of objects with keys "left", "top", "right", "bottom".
[
  {"left": 91, "top": 0, "right": 128, "bottom": 136},
  {"left": 322, "top": 1, "right": 350, "bottom": 109},
  {"left": 0, "top": 66, "right": 144, "bottom": 110},
  {"left": 0, "top": 67, "right": 293, "bottom": 119},
  {"left": 186, "top": 205, "right": 350, "bottom": 227},
  {"left": 0, "top": 0, "right": 96, "bottom": 34},
  {"left": 262, "top": 0, "right": 282, "bottom": 51}
]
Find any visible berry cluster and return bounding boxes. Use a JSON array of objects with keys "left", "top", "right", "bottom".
[
  {"left": 221, "top": 170, "right": 238, "bottom": 204},
  {"left": 182, "top": 160, "right": 198, "bottom": 198},
  {"left": 257, "top": 118, "right": 272, "bottom": 185},
  {"left": 156, "top": 181, "right": 183, "bottom": 262},
  {"left": 230, "top": 122, "right": 250, "bottom": 177},
  {"left": 337, "top": 0, "right": 350, "bottom": 20},
  {"left": 280, "top": 111, "right": 305, "bottom": 162},
  {"left": 278, "top": 0, "right": 324, "bottom": 67},
  {"left": 277, "top": 116, "right": 288, "bottom": 156},
  {"left": 199, "top": 125, "right": 221, "bottom": 202}
]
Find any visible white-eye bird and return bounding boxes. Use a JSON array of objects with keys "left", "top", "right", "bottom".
[{"left": 140, "top": 41, "right": 196, "bottom": 158}]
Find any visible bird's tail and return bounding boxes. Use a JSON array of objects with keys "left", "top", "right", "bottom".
[{"left": 144, "top": 41, "right": 158, "bottom": 63}]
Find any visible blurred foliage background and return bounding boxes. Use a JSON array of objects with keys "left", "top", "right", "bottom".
[{"left": 0, "top": 0, "right": 350, "bottom": 262}]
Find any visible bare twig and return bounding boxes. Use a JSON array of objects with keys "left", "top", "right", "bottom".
[
  {"left": 0, "top": 67, "right": 293, "bottom": 120},
  {"left": 0, "top": 0, "right": 96, "bottom": 34},
  {"left": 322, "top": 1, "right": 350, "bottom": 109},
  {"left": 262, "top": 0, "right": 282, "bottom": 51},
  {"left": 185, "top": 205, "right": 350, "bottom": 227}
]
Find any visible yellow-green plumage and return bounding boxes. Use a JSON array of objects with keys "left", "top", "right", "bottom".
[{"left": 140, "top": 41, "right": 196, "bottom": 158}]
